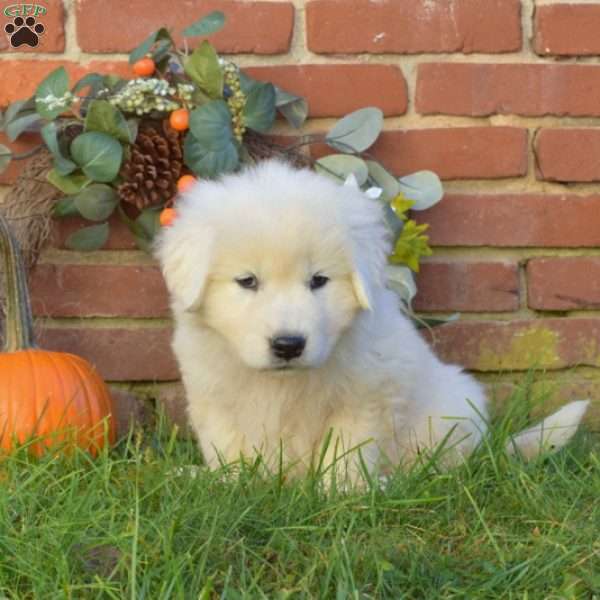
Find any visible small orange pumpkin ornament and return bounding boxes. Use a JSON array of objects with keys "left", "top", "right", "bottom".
[
  {"left": 132, "top": 57, "right": 155, "bottom": 77},
  {"left": 0, "top": 216, "right": 116, "bottom": 456}
]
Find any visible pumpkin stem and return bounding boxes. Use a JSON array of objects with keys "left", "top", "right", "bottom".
[{"left": 0, "top": 215, "right": 36, "bottom": 351}]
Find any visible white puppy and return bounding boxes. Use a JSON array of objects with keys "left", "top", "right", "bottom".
[{"left": 156, "top": 161, "right": 588, "bottom": 480}]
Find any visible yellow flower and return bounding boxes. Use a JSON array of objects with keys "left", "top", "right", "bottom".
[
  {"left": 389, "top": 219, "right": 433, "bottom": 272},
  {"left": 390, "top": 193, "right": 415, "bottom": 221}
]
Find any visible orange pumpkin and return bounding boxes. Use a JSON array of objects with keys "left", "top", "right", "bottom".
[{"left": 0, "top": 215, "right": 116, "bottom": 456}]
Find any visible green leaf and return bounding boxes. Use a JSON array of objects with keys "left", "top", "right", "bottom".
[
  {"left": 315, "top": 154, "right": 368, "bottom": 185},
  {"left": 4, "top": 97, "right": 36, "bottom": 127},
  {"left": 0, "top": 144, "right": 12, "bottom": 174},
  {"left": 243, "top": 83, "right": 276, "bottom": 133},
  {"left": 182, "top": 11, "right": 225, "bottom": 37},
  {"left": 6, "top": 112, "right": 42, "bottom": 142},
  {"left": 47, "top": 169, "right": 91, "bottom": 194},
  {"left": 122, "top": 208, "right": 161, "bottom": 251},
  {"left": 53, "top": 197, "right": 80, "bottom": 218},
  {"left": 65, "top": 223, "right": 110, "bottom": 251},
  {"left": 73, "top": 184, "right": 119, "bottom": 221},
  {"left": 184, "top": 133, "right": 239, "bottom": 178},
  {"left": 275, "top": 87, "right": 308, "bottom": 129},
  {"left": 366, "top": 160, "right": 399, "bottom": 203},
  {"left": 414, "top": 314, "right": 460, "bottom": 329},
  {"left": 397, "top": 171, "right": 444, "bottom": 211},
  {"left": 85, "top": 100, "right": 132, "bottom": 143},
  {"left": 385, "top": 264, "right": 416, "bottom": 306},
  {"left": 35, "top": 66, "right": 71, "bottom": 119},
  {"left": 189, "top": 100, "right": 235, "bottom": 149},
  {"left": 72, "top": 73, "right": 105, "bottom": 95},
  {"left": 184, "top": 41, "right": 223, "bottom": 99},
  {"left": 41, "top": 122, "right": 76, "bottom": 175},
  {"left": 129, "top": 27, "right": 173, "bottom": 64},
  {"left": 326, "top": 107, "right": 384, "bottom": 153},
  {"left": 70, "top": 132, "right": 123, "bottom": 183}
]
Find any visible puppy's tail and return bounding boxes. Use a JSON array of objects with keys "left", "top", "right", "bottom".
[{"left": 506, "top": 400, "right": 589, "bottom": 460}]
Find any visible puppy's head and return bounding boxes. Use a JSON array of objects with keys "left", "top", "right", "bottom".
[{"left": 156, "top": 161, "right": 389, "bottom": 371}]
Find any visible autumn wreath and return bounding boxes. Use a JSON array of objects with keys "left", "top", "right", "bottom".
[{"left": 0, "top": 11, "right": 443, "bottom": 309}]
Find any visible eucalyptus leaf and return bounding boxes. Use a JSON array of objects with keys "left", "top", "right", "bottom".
[
  {"left": 366, "top": 160, "right": 400, "bottom": 202},
  {"left": 385, "top": 264, "right": 417, "bottom": 306},
  {"left": 127, "top": 209, "right": 161, "bottom": 251},
  {"left": 184, "top": 41, "right": 223, "bottom": 99},
  {"left": 35, "top": 66, "right": 70, "bottom": 119},
  {"left": 129, "top": 27, "right": 173, "bottom": 64},
  {"left": 41, "top": 122, "right": 76, "bottom": 175},
  {"left": 127, "top": 119, "right": 139, "bottom": 144},
  {"left": 383, "top": 204, "right": 404, "bottom": 238},
  {"left": 0, "top": 144, "right": 11, "bottom": 174},
  {"left": 415, "top": 314, "right": 460, "bottom": 330},
  {"left": 243, "top": 83, "right": 276, "bottom": 133},
  {"left": 70, "top": 132, "right": 123, "bottom": 183},
  {"left": 85, "top": 100, "right": 131, "bottom": 143},
  {"left": 72, "top": 73, "right": 105, "bottom": 96},
  {"left": 6, "top": 112, "right": 42, "bottom": 142},
  {"left": 189, "top": 100, "right": 235, "bottom": 149},
  {"left": 315, "top": 154, "right": 368, "bottom": 185},
  {"left": 53, "top": 197, "right": 80, "bottom": 218},
  {"left": 65, "top": 223, "right": 110, "bottom": 251},
  {"left": 326, "top": 107, "right": 384, "bottom": 153},
  {"left": 397, "top": 171, "right": 444, "bottom": 211},
  {"left": 275, "top": 87, "right": 308, "bottom": 129},
  {"left": 239, "top": 71, "right": 260, "bottom": 95},
  {"left": 4, "top": 100, "right": 28, "bottom": 124},
  {"left": 182, "top": 11, "right": 225, "bottom": 37},
  {"left": 184, "top": 133, "right": 239, "bottom": 178},
  {"left": 47, "top": 169, "right": 91, "bottom": 194},
  {"left": 73, "top": 184, "right": 119, "bottom": 221}
]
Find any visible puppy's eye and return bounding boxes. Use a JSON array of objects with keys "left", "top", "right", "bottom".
[
  {"left": 235, "top": 274, "right": 259, "bottom": 290},
  {"left": 309, "top": 274, "right": 329, "bottom": 291}
]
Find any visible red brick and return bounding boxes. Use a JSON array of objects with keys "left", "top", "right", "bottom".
[
  {"left": 245, "top": 65, "right": 407, "bottom": 118},
  {"left": 423, "top": 319, "right": 600, "bottom": 371},
  {"left": 30, "top": 264, "right": 169, "bottom": 318},
  {"left": 418, "top": 194, "right": 600, "bottom": 247},
  {"left": 0, "top": 0, "right": 65, "bottom": 53},
  {"left": 37, "top": 326, "right": 179, "bottom": 382},
  {"left": 414, "top": 260, "right": 519, "bottom": 312},
  {"left": 534, "top": 4, "right": 600, "bottom": 57},
  {"left": 76, "top": 0, "right": 294, "bottom": 54},
  {"left": 367, "top": 128, "right": 528, "bottom": 180},
  {"left": 417, "top": 63, "right": 600, "bottom": 117},
  {"left": 527, "top": 258, "right": 600, "bottom": 311},
  {"left": 0, "top": 60, "right": 130, "bottom": 106},
  {"left": 535, "top": 129, "right": 600, "bottom": 182},
  {"left": 306, "top": 0, "right": 521, "bottom": 54}
]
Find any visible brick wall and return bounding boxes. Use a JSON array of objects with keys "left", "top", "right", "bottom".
[{"left": 1, "top": 0, "right": 599, "bottom": 423}]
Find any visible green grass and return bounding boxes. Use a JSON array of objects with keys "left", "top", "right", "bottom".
[{"left": 0, "top": 389, "right": 599, "bottom": 599}]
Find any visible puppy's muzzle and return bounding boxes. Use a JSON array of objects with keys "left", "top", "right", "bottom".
[{"left": 270, "top": 335, "right": 306, "bottom": 361}]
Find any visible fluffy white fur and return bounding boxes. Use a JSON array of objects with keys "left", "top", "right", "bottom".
[{"left": 156, "top": 161, "right": 588, "bottom": 480}]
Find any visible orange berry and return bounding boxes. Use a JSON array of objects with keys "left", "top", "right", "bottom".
[
  {"left": 177, "top": 174, "right": 197, "bottom": 193},
  {"left": 169, "top": 108, "right": 190, "bottom": 131},
  {"left": 133, "top": 57, "right": 155, "bottom": 77},
  {"left": 159, "top": 208, "right": 177, "bottom": 227}
]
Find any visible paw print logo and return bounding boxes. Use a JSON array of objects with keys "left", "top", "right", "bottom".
[{"left": 5, "top": 16, "right": 45, "bottom": 48}]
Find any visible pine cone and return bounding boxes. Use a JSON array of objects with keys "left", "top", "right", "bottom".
[{"left": 117, "top": 120, "right": 183, "bottom": 210}]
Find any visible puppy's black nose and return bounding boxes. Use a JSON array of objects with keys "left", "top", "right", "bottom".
[{"left": 270, "top": 335, "right": 306, "bottom": 361}]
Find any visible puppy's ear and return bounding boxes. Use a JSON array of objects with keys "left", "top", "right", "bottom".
[
  {"left": 155, "top": 224, "right": 214, "bottom": 312},
  {"left": 351, "top": 259, "right": 374, "bottom": 311}
]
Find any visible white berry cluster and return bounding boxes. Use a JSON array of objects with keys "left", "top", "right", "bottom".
[
  {"left": 37, "top": 91, "right": 75, "bottom": 112},
  {"left": 222, "top": 62, "right": 247, "bottom": 142},
  {"left": 108, "top": 78, "right": 195, "bottom": 116}
]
